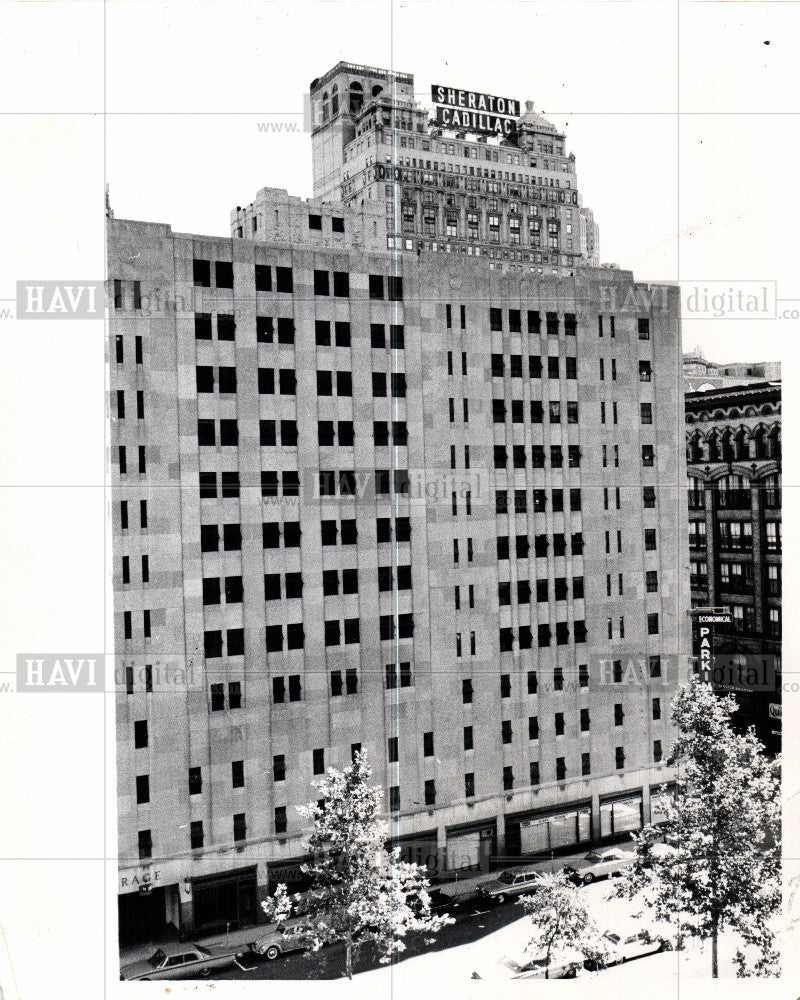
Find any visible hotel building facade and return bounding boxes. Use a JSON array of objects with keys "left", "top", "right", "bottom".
[{"left": 111, "top": 61, "right": 688, "bottom": 946}]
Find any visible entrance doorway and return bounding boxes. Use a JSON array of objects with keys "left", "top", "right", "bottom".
[
  {"left": 118, "top": 886, "right": 169, "bottom": 947},
  {"left": 192, "top": 867, "right": 257, "bottom": 936}
]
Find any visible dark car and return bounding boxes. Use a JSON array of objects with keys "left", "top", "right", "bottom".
[{"left": 479, "top": 867, "right": 545, "bottom": 904}]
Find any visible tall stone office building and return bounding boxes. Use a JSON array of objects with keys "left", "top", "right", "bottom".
[{"left": 112, "top": 61, "right": 688, "bottom": 946}]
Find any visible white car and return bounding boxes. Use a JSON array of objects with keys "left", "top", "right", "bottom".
[
  {"left": 563, "top": 847, "right": 636, "bottom": 885},
  {"left": 590, "top": 930, "right": 665, "bottom": 968},
  {"left": 472, "top": 947, "right": 583, "bottom": 980}
]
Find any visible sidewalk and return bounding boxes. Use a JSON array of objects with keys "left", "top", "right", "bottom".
[{"left": 119, "top": 922, "right": 262, "bottom": 967}]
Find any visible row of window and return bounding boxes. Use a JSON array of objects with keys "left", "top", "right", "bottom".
[
  {"left": 499, "top": 577, "right": 584, "bottom": 604},
  {"left": 194, "top": 470, "right": 416, "bottom": 500},
  {"left": 200, "top": 565, "right": 413, "bottom": 605},
  {"left": 199, "top": 613, "right": 417, "bottom": 660},
  {"left": 196, "top": 418, "right": 410, "bottom": 450},
  {"left": 494, "top": 444, "right": 581, "bottom": 469},
  {"left": 488, "top": 309, "right": 577, "bottom": 336},
  {"left": 491, "top": 354, "right": 577, "bottom": 379},
  {"left": 493, "top": 399, "right": 579, "bottom": 423},
  {"left": 496, "top": 488, "right": 581, "bottom": 514},
  {"left": 499, "top": 622, "right": 588, "bottom": 648},
  {"left": 191, "top": 260, "right": 403, "bottom": 301},
  {"left": 495, "top": 532, "right": 584, "bottom": 560}
]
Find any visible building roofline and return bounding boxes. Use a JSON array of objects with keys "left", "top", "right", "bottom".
[
  {"left": 685, "top": 380, "right": 781, "bottom": 407},
  {"left": 310, "top": 61, "right": 414, "bottom": 95}
]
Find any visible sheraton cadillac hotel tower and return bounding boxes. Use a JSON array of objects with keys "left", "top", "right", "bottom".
[{"left": 110, "top": 62, "right": 689, "bottom": 944}]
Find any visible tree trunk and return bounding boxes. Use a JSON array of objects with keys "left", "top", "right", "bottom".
[
  {"left": 346, "top": 934, "right": 353, "bottom": 980},
  {"left": 711, "top": 917, "right": 718, "bottom": 978}
]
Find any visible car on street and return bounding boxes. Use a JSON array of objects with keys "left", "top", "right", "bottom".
[
  {"left": 585, "top": 930, "right": 665, "bottom": 969},
  {"left": 563, "top": 847, "right": 636, "bottom": 886},
  {"left": 120, "top": 943, "right": 240, "bottom": 981},
  {"left": 478, "top": 866, "right": 546, "bottom": 904},
  {"left": 472, "top": 947, "right": 584, "bottom": 980},
  {"left": 251, "top": 918, "right": 309, "bottom": 960}
]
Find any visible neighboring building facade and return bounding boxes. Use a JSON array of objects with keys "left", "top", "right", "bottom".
[
  {"left": 685, "top": 381, "right": 781, "bottom": 752},
  {"left": 111, "top": 62, "right": 687, "bottom": 948}
]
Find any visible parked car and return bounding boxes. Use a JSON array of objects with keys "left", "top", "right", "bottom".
[
  {"left": 563, "top": 847, "right": 636, "bottom": 886},
  {"left": 120, "top": 943, "right": 239, "bottom": 981},
  {"left": 479, "top": 866, "right": 546, "bottom": 904},
  {"left": 585, "top": 930, "right": 665, "bottom": 969},
  {"left": 472, "top": 947, "right": 583, "bottom": 980},
  {"left": 251, "top": 918, "right": 308, "bottom": 960}
]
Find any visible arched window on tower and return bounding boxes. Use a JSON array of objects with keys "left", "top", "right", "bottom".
[
  {"left": 331, "top": 84, "right": 339, "bottom": 116},
  {"left": 322, "top": 91, "right": 330, "bottom": 122},
  {"left": 349, "top": 81, "right": 363, "bottom": 115}
]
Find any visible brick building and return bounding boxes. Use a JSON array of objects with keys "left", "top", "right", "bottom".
[{"left": 685, "top": 381, "right": 781, "bottom": 752}]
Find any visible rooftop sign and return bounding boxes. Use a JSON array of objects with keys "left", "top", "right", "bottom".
[{"left": 431, "top": 84, "right": 520, "bottom": 136}]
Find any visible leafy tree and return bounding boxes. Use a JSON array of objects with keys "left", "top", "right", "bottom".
[
  {"left": 262, "top": 752, "right": 452, "bottom": 979},
  {"left": 618, "top": 680, "right": 780, "bottom": 977},
  {"left": 519, "top": 872, "right": 608, "bottom": 977}
]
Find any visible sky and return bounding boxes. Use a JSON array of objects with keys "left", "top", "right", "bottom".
[{"left": 1, "top": 2, "right": 797, "bottom": 363}]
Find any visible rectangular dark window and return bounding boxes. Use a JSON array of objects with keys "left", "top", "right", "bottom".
[
  {"left": 190, "top": 820, "right": 204, "bottom": 849},
  {"left": 256, "top": 316, "right": 274, "bottom": 342},
  {"left": 193, "top": 259, "right": 211, "bottom": 287},
  {"left": 134, "top": 719, "right": 148, "bottom": 748},
  {"left": 276, "top": 267, "right": 293, "bottom": 293},
  {"left": 215, "top": 261, "right": 234, "bottom": 288},
  {"left": 138, "top": 830, "right": 152, "bottom": 859},
  {"left": 217, "top": 313, "right": 236, "bottom": 340},
  {"left": 255, "top": 264, "right": 272, "bottom": 291},
  {"left": 136, "top": 774, "right": 150, "bottom": 804}
]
